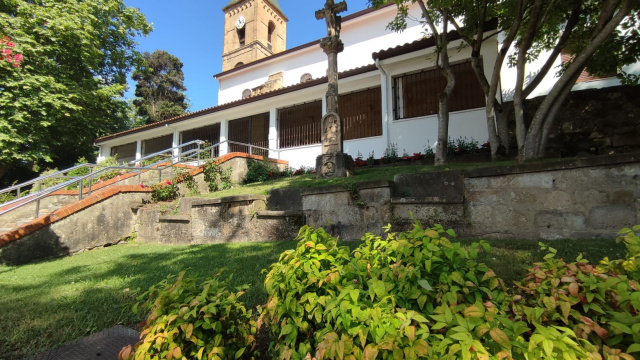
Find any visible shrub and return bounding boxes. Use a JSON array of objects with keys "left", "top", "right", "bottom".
[
  {"left": 203, "top": 161, "right": 233, "bottom": 192},
  {"left": 244, "top": 160, "right": 274, "bottom": 184},
  {"left": 261, "top": 222, "right": 605, "bottom": 360},
  {"left": 514, "top": 227, "right": 640, "bottom": 359},
  {"left": 29, "top": 168, "right": 64, "bottom": 193},
  {"left": 150, "top": 180, "right": 179, "bottom": 202},
  {"left": 175, "top": 169, "right": 199, "bottom": 196},
  {"left": 121, "top": 271, "right": 256, "bottom": 360}
]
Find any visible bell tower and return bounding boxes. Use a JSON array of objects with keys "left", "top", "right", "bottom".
[{"left": 221, "top": 0, "right": 288, "bottom": 72}]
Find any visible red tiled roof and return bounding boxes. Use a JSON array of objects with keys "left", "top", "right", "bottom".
[{"left": 95, "top": 64, "right": 378, "bottom": 143}]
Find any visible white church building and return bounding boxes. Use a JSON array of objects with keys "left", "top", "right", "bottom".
[{"left": 95, "top": 0, "right": 626, "bottom": 169}]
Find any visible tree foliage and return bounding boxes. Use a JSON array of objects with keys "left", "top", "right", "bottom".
[
  {"left": 0, "top": 0, "right": 151, "bottom": 181},
  {"left": 371, "top": 0, "right": 639, "bottom": 162},
  {"left": 132, "top": 50, "right": 188, "bottom": 124}
]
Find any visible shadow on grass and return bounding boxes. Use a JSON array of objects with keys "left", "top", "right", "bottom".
[{"left": 0, "top": 240, "right": 296, "bottom": 359}]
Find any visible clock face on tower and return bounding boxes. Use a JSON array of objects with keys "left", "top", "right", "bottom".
[{"left": 235, "top": 15, "right": 246, "bottom": 29}]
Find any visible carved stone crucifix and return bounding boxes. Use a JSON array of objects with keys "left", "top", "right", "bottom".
[
  {"left": 315, "top": 0, "right": 347, "bottom": 38},
  {"left": 314, "top": 0, "right": 354, "bottom": 179}
]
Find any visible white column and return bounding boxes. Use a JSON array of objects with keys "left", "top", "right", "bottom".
[
  {"left": 172, "top": 130, "right": 180, "bottom": 162},
  {"left": 268, "top": 107, "right": 278, "bottom": 159},
  {"left": 219, "top": 120, "right": 229, "bottom": 156},
  {"left": 96, "top": 145, "right": 105, "bottom": 163},
  {"left": 135, "top": 140, "right": 142, "bottom": 160},
  {"left": 381, "top": 71, "right": 390, "bottom": 151}
]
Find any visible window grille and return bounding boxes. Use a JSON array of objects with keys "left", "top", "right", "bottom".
[
  {"left": 142, "top": 134, "right": 173, "bottom": 157},
  {"left": 339, "top": 87, "right": 383, "bottom": 140},
  {"left": 278, "top": 100, "right": 322, "bottom": 149},
  {"left": 110, "top": 142, "right": 136, "bottom": 164},
  {"left": 180, "top": 123, "right": 221, "bottom": 158},
  {"left": 228, "top": 113, "right": 270, "bottom": 157},
  {"left": 392, "top": 61, "right": 485, "bottom": 120}
]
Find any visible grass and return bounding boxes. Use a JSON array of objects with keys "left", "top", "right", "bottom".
[
  {"left": 0, "top": 233, "right": 627, "bottom": 359},
  {"left": 201, "top": 160, "right": 516, "bottom": 199},
  {"left": 0, "top": 240, "right": 297, "bottom": 359}
]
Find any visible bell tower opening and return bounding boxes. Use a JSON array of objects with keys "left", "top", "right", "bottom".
[{"left": 221, "top": 0, "right": 288, "bottom": 72}]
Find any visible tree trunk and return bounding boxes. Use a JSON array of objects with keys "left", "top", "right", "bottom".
[
  {"left": 0, "top": 163, "right": 9, "bottom": 182},
  {"left": 521, "top": 0, "right": 632, "bottom": 160}
]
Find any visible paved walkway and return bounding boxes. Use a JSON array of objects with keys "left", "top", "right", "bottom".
[{"left": 27, "top": 326, "right": 140, "bottom": 360}]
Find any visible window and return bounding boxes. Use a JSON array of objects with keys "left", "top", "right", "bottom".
[
  {"left": 278, "top": 101, "right": 322, "bottom": 149},
  {"left": 142, "top": 134, "right": 173, "bottom": 157},
  {"left": 300, "top": 73, "right": 313, "bottom": 83},
  {"left": 238, "top": 27, "right": 245, "bottom": 46},
  {"left": 235, "top": 62, "right": 245, "bottom": 68},
  {"left": 180, "top": 123, "right": 221, "bottom": 158},
  {"left": 393, "top": 61, "right": 485, "bottom": 120},
  {"left": 228, "top": 113, "right": 269, "bottom": 157},
  {"left": 339, "top": 87, "right": 383, "bottom": 140},
  {"left": 267, "top": 21, "right": 276, "bottom": 51},
  {"left": 110, "top": 142, "right": 136, "bottom": 164}
]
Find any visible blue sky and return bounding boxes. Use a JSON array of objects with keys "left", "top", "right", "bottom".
[{"left": 123, "top": 0, "right": 373, "bottom": 112}]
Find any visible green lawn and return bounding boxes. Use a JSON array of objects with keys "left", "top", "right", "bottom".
[
  {"left": 0, "top": 234, "right": 626, "bottom": 359},
  {"left": 0, "top": 240, "right": 296, "bottom": 359}
]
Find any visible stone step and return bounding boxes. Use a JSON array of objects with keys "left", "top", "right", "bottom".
[{"left": 256, "top": 210, "right": 303, "bottom": 218}]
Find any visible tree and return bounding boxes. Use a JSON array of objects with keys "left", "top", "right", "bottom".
[
  {"left": 132, "top": 50, "right": 189, "bottom": 124},
  {"left": 371, "top": 0, "right": 456, "bottom": 165},
  {"left": 514, "top": 0, "right": 638, "bottom": 160},
  {"left": 445, "top": 0, "right": 639, "bottom": 161},
  {"left": 0, "top": 0, "right": 151, "bottom": 182}
]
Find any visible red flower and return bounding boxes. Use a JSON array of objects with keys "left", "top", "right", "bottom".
[
  {"left": 6, "top": 42, "right": 15, "bottom": 48},
  {"left": 269, "top": 171, "right": 273, "bottom": 177},
  {"left": 140, "top": 183, "right": 145, "bottom": 188},
  {"left": 456, "top": 147, "right": 461, "bottom": 152},
  {"left": 166, "top": 180, "right": 173, "bottom": 185}
]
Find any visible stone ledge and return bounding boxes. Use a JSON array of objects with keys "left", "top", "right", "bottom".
[
  {"left": 391, "top": 196, "right": 464, "bottom": 205},
  {"left": 355, "top": 180, "right": 393, "bottom": 190},
  {"left": 158, "top": 215, "right": 191, "bottom": 223},
  {"left": 464, "top": 152, "right": 640, "bottom": 178},
  {"left": 256, "top": 210, "right": 303, "bottom": 218},
  {"left": 191, "top": 194, "right": 267, "bottom": 207},
  {"left": 301, "top": 180, "right": 393, "bottom": 196}
]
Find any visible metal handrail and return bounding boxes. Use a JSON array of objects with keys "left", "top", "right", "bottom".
[
  {"left": 0, "top": 163, "right": 100, "bottom": 200},
  {"left": 129, "top": 139, "right": 205, "bottom": 166},
  {"left": 0, "top": 139, "right": 284, "bottom": 220},
  {"left": 0, "top": 140, "right": 205, "bottom": 202}
]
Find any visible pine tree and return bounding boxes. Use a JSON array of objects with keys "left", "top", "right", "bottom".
[{"left": 133, "top": 50, "right": 189, "bottom": 124}]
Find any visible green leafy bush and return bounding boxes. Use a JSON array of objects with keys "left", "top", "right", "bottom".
[
  {"left": 150, "top": 180, "right": 179, "bottom": 202},
  {"left": 203, "top": 161, "right": 233, "bottom": 192},
  {"left": 122, "top": 271, "right": 256, "bottom": 360},
  {"left": 261, "top": 222, "right": 603, "bottom": 360},
  {"left": 244, "top": 160, "right": 274, "bottom": 184},
  {"left": 514, "top": 226, "right": 640, "bottom": 359}
]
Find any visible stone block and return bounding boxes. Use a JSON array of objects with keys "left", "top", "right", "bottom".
[
  {"left": 534, "top": 211, "right": 586, "bottom": 240},
  {"left": 394, "top": 171, "right": 464, "bottom": 202},
  {"left": 268, "top": 188, "right": 302, "bottom": 211},
  {"left": 509, "top": 173, "right": 554, "bottom": 189},
  {"left": 587, "top": 205, "right": 636, "bottom": 230},
  {"left": 316, "top": 153, "right": 355, "bottom": 179}
]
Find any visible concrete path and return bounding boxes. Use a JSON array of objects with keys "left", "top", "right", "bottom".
[{"left": 26, "top": 326, "right": 140, "bottom": 360}]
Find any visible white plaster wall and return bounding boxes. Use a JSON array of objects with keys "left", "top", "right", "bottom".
[
  {"left": 388, "top": 109, "right": 488, "bottom": 156},
  {"left": 499, "top": 43, "right": 640, "bottom": 101}
]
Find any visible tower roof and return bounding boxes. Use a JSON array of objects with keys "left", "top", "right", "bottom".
[{"left": 224, "top": 0, "right": 285, "bottom": 17}]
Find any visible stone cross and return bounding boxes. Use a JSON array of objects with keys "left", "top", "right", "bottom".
[
  {"left": 315, "top": 0, "right": 347, "bottom": 38},
  {"left": 314, "top": 0, "right": 354, "bottom": 179}
]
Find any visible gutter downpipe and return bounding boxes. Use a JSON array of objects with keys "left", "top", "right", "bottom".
[{"left": 375, "top": 58, "right": 390, "bottom": 150}]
